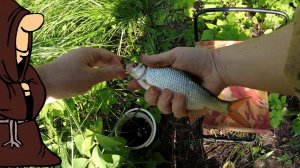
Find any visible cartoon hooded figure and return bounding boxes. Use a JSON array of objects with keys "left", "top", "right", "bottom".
[{"left": 0, "top": 0, "right": 61, "bottom": 166}]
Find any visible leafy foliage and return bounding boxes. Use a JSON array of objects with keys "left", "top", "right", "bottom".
[
  {"left": 269, "top": 93, "right": 287, "bottom": 128},
  {"left": 197, "top": 0, "right": 299, "bottom": 41},
  {"left": 269, "top": 93, "right": 300, "bottom": 135},
  {"left": 292, "top": 114, "right": 300, "bottom": 134}
]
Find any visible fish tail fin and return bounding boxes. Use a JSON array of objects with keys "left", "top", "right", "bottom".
[{"left": 228, "top": 97, "right": 252, "bottom": 128}]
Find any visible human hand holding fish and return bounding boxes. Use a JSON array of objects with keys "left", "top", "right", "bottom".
[
  {"left": 127, "top": 47, "right": 251, "bottom": 127},
  {"left": 37, "top": 47, "right": 126, "bottom": 99}
]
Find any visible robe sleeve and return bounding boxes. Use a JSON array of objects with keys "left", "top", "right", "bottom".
[
  {"left": 0, "top": 79, "right": 27, "bottom": 120},
  {"left": 24, "top": 65, "right": 46, "bottom": 119}
]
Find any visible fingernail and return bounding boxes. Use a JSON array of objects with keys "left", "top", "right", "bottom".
[
  {"left": 173, "top": 93, "right": 184, "bottom": 103},
  {"left": 164, "top": 90, "right": 174, "bottom": 100},
  {"left": 114, "top": 67, "right": 126, "bottom": 79},
  {"left": 149, "top": 87, "right": 155, "bottom": 95}
]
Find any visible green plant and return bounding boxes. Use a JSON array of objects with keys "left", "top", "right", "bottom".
[
  {"left": 292, "top": 114, "right": 300, "bottom": 135},
  {"left": 269, "top": 93, "right": 300, "bottom": 135},
  {"left": 198, "top": 0, "right": 299, "bottom": 41},
  {"left": 269, "top": 93, "right": 288, "bottom": 128},
  {"left": 252, "top": 146, "right": 275, "bottom": 162},
  {"left": 277, "top": 153, "right": 293, "bottom": 166}
]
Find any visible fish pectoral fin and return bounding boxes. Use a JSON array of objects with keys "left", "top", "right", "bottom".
[{"left": 188, "top": 108, "right": 210, "bottom": 126}]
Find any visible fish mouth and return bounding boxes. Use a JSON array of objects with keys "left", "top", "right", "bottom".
[
  {"left": 126, "top": 63, "right": 136, "bottom": 75},
  {"left": 126, "top": 63, "right": 146, "bottom": 79}
]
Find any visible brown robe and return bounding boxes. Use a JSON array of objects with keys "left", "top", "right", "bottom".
[{"left": 0, "top": 0, "right": 61, "bottom": 166}]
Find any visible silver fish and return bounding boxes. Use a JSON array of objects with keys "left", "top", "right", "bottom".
[{"left": 126, "top": 63, "right": 250, "bottom": 127}]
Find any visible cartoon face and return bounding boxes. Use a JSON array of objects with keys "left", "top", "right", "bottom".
[{"left": 16, "top": 14, "right": 44, "bottom": 64}]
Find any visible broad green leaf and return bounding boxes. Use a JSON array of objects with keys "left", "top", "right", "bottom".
[
  {"left": 82, "top": 136, "right": 94, "bottom": 157},
  {"left": 94, "top": 118, "right": 103, "bottom": 134},
  {"left": 40, "top": 104, "right": 50, "bottom": 117},
  {"left": 216, "top": 19, "right": 227, "bottom": 26},
  {"left": 103, "top": 154, "right": 122, "bottom": 167},
  {"left": 270, "top": 115, "right": 281, "bottom": 128},
  {"left": 281, "top": 96, "right": 287, "bottom": 104},
  {"left": 61, "top": 156, "right": 72, "bottom": 168},
  {"left": 73, "top": 158, "right": 89, "bottom": 168},
  {"left": 202, "top": 14, "right": 217, "bottom": 21},
  {"left": 269, "top": 93, "right": 279, "bottom": 100},
  {"left": 258, "top": 0, "right": 267, "bottom": 7},
  {"left": 103, "top": 146, "right": 130, "bottom": 161},
  {"left": 236, "top": 3, "right": 247, "bottom": 8},
  {"left": 96, "top": 134, "right": 126, "bottom": 151},
  {"left": 292, "top": 117, "right": 300, "bottom": 135},
  {"left": 88, "top": 162, "right": 96, "bottom": 168},
  {"left": 203, "top": 4, "right": 222, "bottom": 8},
  {"left": 74, "top": 135, "right": 84, "bottom": 155},
  {"left": 226, "top": 13, "right": 237, "bottom": 24},
  {"left": 84, "top": 129, "right": 94, "bottom": 137},
  {"left": 172, "top": 0, "right": 194, "bottom": 9},
  {"left": 252, "top": 16, "right": 258, "bottom": 24},
  {"left": 92, "top": 146, "right": 107, "bottom": 168},
  {"left": 201, "top": 30, "right": 214, "bottom": 41},
  {"left": 206, "top": 23, "right": 217, "bottom": 29},
  {"left": 238, "top": 29, "right": 251, "bottom": 40},
  {"left": 216, "top": 31, "right": 235, "bottom": 40},
  {"left": 111, "top": 154, "right": 122, "bottom": 166},
  {"left": 264, "top": 29, "right": 273, "bottom": 34},
  {"left": 51, "top": 100, "right": 66, "bottom": 111},
  {"left": 51, "top": 109, "right": 64, "bottom": 117},
  {"left": 184, "top": 28, "right": 194, "bottom": 47}
]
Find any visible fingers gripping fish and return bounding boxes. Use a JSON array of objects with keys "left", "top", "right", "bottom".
[{"left": 126, "top": 64, "right": 251, "bottom": 127}]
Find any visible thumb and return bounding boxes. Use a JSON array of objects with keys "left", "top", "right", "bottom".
[
  {"left": 141, "top": 50, "right": 176, "bottom": 68},
  {"left": 89, "top": 64, "right": 125, "bottom": 83}
]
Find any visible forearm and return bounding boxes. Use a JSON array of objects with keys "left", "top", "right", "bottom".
[
  {"left": 285, "top": 7, "right": 300, "bottom": 97},
  {"left": 217, "top": 23, "right": 295, "bottom": 95},
  {"left": 36, "top": 64, "right": 55, "bottom": 98}
]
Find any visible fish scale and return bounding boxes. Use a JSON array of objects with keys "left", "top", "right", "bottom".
[{"left": 129, "top": 64, "right": 230, "bottom": 113}]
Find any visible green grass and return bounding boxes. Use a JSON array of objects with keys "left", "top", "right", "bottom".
[{"left": 16, "top": 0, "right": 300, "bottom": 167}]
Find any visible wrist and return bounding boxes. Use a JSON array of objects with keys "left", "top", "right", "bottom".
[
  {"left": 36, "top": 64, "right": 54, "bottom": 98},
  {"left": 211, "top": 49, "right": 231, "bottom": 88},
  {"left": 197, "top": 48, "right": 227, "bottom": 95}
]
